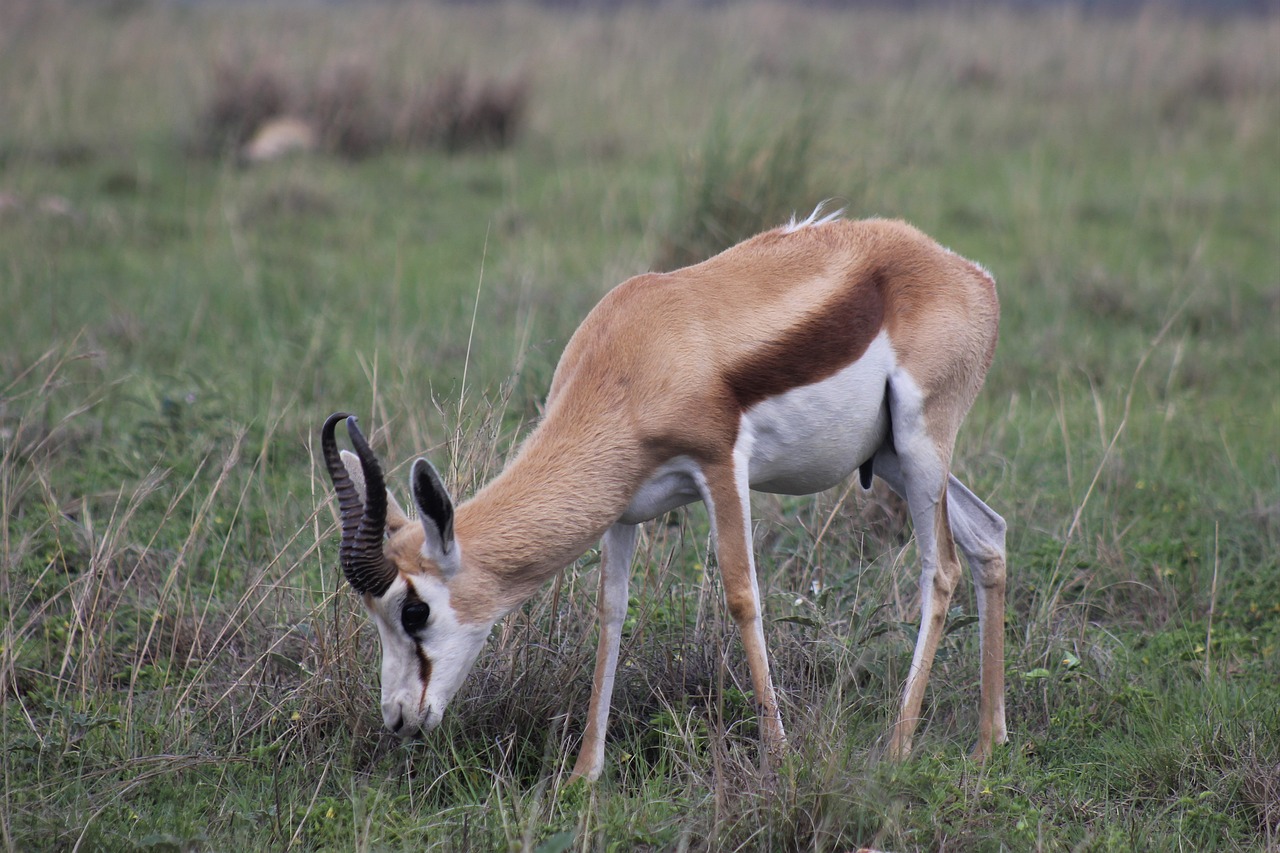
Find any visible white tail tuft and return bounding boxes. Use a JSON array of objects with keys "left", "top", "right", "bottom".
[{"left": 781, "top": 200, "right": 845, "bottom": 233}]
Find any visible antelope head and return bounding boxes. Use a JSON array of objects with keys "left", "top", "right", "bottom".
[{"left": 320, "top": 413, "right": 494, "bottom": 736}]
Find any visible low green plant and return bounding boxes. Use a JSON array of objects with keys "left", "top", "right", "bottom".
[{"left": 657, "top": 109, "right": 827, "bottom": 270}]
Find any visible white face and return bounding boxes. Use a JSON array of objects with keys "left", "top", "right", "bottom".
[
  {"left": 365, "top": 572, "right": 492, "bottom": 735},
  {"left": 336, "top": 447, "right": 479, "bottom": 735}
]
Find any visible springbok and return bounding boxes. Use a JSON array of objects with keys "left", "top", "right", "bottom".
[{"left": 320, "top": 212, "right": 1008, "bottom": 781}]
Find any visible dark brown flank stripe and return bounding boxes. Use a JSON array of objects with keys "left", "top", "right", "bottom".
[{"left": 724, "top": 268, "right": 887, "bottom": 412}]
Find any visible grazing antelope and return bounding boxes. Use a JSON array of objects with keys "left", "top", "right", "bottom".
[{"left": 320, "top": 212, "right": 1008, "bottom": 781}]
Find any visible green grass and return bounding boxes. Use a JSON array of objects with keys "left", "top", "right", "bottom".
[{"left": 2, "top": 2, "right": 1278, "bottom": 851}]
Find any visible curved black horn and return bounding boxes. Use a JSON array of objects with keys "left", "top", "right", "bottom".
[
  {"left": 322, "top": 411, "right": 362, "bottom": 540},
  {"left": 321, "top": 413, "right": 396, "bottom": 597}
]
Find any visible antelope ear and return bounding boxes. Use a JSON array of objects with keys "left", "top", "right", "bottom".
[
  {"left": 340, "top": 449, "right": 411, "bottom": 532},
  {"left": 411, "top": 457, "right": 456, "bottom": 566}
]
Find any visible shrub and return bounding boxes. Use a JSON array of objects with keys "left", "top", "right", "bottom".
[
  {"left": 197, "top": 58, "right": 529, "bottom": 161},
  {"left": 306, "top": 61, "right": 389, "bottom": 160},
  {"left": 394, "top": 72, "right": 530, "bottom": 153},
  {"left": 657, "top": 110, "right": 826, "bottom": 270},
  {"left": 199, "top": 58, "right": 296, "bottom": 154}
]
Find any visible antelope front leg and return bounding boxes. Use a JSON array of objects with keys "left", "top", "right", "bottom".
[
  {"left": 700, "top": 456, "right": 787, "bottom": 765},
  {"left": 569, "top": 523, "right": 639, "bottom": 782}
]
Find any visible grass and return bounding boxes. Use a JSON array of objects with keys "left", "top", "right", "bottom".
[{"left": 2, "top": 1, "right": 1278, "bottom": 850}]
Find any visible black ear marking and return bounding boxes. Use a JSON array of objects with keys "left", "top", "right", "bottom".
[{"left": 412, "top": 458, "right": 455, "bottom": 552}]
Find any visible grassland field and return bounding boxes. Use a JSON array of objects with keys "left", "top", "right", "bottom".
[{"left": 1, "top": 1, "right": 1278, "bottom": 850}]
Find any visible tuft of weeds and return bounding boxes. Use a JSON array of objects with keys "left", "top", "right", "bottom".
[
  {"left": 657, "top": 109, "right": 827, "bottom": 270},
  {"left": 1240, "top": 747, "right": 1280, "bottom": 844}
]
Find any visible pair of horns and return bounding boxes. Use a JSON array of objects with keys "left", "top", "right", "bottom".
[{"left": 321, "top": 413, "right": 397, "bottom": 597}]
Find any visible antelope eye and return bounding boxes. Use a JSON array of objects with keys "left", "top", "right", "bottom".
[{"left": 401, "top": 600, "right": 431, "bottom": 634}]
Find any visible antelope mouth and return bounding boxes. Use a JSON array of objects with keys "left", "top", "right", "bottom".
[{"left": 421, "top": 706, "right": 443, "bottom": 732}]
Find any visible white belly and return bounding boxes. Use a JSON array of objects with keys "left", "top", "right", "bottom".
[
  {"left": 619, "top": 333, "right": 893, "bottom": 522},
  {"left": 742, "top": 332, "right": 892, "bottom": 495}
]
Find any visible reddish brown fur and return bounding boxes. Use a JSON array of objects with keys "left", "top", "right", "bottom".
[
  {"left": 384, "top": 218, "right": 999, "bottom": 627},
  {"left": 355, "top": 216, "right": 1006, "bottom": 778}
]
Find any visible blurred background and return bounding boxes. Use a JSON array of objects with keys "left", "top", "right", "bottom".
[{"left": 1, "top": 1, "right": 1277, "bottom": 850}]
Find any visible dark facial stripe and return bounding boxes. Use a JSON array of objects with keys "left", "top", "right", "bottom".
[
  {"left": 725, "top": 268, "right": 887, "bottom": 411},
  {"left": 415, "top": 645, "right": 433, "bottom": 695},
  {"left": 400, "top": 585, "right": 433, "bottom": 706}
]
